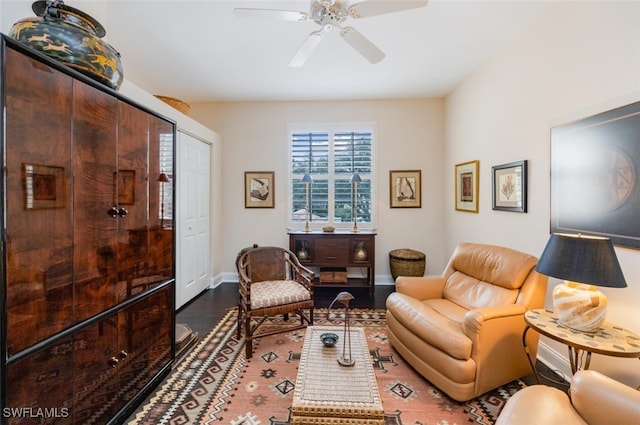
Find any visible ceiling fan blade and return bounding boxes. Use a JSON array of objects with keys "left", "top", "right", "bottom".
[
  {"left": 289, "top": 31, "right": 326, "bottom": 67},
  {"left": 340, "top": 27, "right": 385, "bottom": 64},
  {"left": 233, "top": 8, "right": 310, "bottom": 22},
  {"left": 348, "top": 0, "right": 428, "bottom": 19}
]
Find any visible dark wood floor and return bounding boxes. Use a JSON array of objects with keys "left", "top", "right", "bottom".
[
  {"left": 176, "top": 282, "right": 393, "bottom": 337},
  {"left": 176, "top": 282, "right": 568, "bottom": 390}
]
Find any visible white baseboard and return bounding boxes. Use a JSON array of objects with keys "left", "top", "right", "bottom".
[
  {"left": 209, "top": 273, "right": 226, "bottom": 289},
  {"left": 536, "top": 340, "right": 573, "bottom": 383}
]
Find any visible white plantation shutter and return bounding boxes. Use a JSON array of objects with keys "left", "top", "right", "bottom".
[{"left": 289, "top": 127, "right": 374, "bottom": 229}]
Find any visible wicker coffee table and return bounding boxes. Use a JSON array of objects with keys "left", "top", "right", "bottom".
[{"left": 291, "top": 326, "right": 384, "bottom": 425}]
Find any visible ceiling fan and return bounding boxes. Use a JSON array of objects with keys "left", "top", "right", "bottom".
[{"left": 234, "top": 0, "right": 428, "bottom": 67}]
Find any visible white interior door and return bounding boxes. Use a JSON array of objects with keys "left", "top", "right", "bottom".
[{"left": 176, "top": 131, "right": 211, "bottom": 309}]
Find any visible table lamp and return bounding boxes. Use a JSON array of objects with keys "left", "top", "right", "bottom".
[
  {"left": 328, "top": 291, "right": 355, "bottom": 366},
  {"left": 351, "top": 173, "right": 361, "bottom": 233},
  {"left": 535, "top": 233, "right": 627, "bottom": 332},
  {"left": 301, "top": 173, "right": 313, "bottom": 232}
]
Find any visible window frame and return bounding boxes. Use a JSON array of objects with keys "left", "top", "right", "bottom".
[{"left": 286, "top": 122, "right": 377, "bottom": 231}]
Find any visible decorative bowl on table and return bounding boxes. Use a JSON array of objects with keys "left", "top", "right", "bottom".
[{"left": 320, "top": 332, "right": 338, "bottom": 347}]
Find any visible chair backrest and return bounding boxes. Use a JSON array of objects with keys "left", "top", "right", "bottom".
[
  {"left": 441, "top": 242, "right": 546, "bottom": 310},
  {"left": 238, "top": 246, "right": 289, "bottom": 282}
]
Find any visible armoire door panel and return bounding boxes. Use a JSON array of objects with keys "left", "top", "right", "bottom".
[
  {"left": 5, "top": 333, "right": 75, "bottom": 424},
  {"left": 118, "top": 286, "right": 173, "bottom": 406},
  {"left": 145, "top": 116, "right": 174, "bottom": 286},
  {"left": 73, "top": 316, "right": 120, "bottom": 423},
  {"left": 4, "top": 47, "right": 74, "bottom": 354},
  {"left": 117, "top": 101, "right": 151, "bottom": 300},
  {"left": 72, "top": 80, "right": 120, "bottom": 321}
]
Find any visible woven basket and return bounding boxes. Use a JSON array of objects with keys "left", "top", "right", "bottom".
[
  {"left": 154, "top": 95, "right": 191, "bottom": 114},
  {"left": 389, "top": 249, "right": 426, "bottom": 281}
]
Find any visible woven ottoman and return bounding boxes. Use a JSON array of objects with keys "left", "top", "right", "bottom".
[{"left": 389, "top": 248, "right": 426, "bottom": 281}]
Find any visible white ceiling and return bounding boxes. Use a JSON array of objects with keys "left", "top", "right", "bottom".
[{"left": 4, "top": 0, "right": 553, "bottom": 102}]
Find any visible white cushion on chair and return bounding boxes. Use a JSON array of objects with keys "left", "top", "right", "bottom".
[{"left": 251, "top": 280, "right": 311, "bottom": 309}]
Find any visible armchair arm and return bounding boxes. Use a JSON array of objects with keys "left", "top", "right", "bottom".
[
  {"left": 463, "top": 304, "right": 527, "bottom": 337},
  {"left": 571, "top": 370, "right": 640, "bottom": 425},
  {"left": 395, "top": 276, "right": 445, "bottom": 300},
  {"left": 286, "top": 255, "right": 315, "bottom": 290}
]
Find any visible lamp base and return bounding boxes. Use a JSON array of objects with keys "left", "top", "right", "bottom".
[{"left": 552, "top": 281, "right": 608, "bottom": 332}]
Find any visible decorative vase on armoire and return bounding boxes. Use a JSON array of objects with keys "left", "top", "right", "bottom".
[
  {"left": 0, "top": 34, "right": 175, "bottom": 424},
  {"left": 9, "top": 0, "right": 124, "bottom": 90}
]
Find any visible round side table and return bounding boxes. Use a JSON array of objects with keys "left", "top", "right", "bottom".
[{"left": 523, "top": 308, "right": 640, "bottom": 382}]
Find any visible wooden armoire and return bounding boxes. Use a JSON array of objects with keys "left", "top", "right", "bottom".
[{"left": 0, "top": 34, "right": 175, "bottom": 424}]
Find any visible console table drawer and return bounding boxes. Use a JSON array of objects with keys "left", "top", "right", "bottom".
[{"left": 314, "top": 238, "right": 349, "bottom": 263}]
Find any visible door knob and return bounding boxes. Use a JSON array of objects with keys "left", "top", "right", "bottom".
[
  {"left": 108, "top": 357, "right": 119, "bottom": 368},
  {"left": 107, "top": 206, "right": 119, "bottom": 217},
  {"left": 118, "top": 207, "right": 128, "bottom": 217}
]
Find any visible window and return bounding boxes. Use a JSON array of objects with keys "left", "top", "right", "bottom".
[{"left": 288, "top": 125, "right": 375, "bottom": 230}]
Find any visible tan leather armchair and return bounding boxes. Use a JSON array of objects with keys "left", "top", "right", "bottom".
[
  {"left": 496, "top": 370, "right": 640, "bottom": 425},
  {"left": 386, "top": 242, "right": 548, "bottom": 401}
]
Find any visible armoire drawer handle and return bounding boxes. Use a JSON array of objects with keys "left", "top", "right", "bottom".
[{"left": 325, "top": 256, "right": 337, "bottom": 260}]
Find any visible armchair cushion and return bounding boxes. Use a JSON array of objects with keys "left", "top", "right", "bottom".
[
  {"left": 251, "top": 280, "right": 312, "bottom": 310},
  {"left": 390, "top": 294, "right": 471, "bottom": 360}
]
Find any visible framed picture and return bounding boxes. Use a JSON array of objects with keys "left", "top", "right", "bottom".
[
  {"left": 390, "top": 170, "right": 421, "bottom": 208},
  {"left": 455, "top": 160, "right": 479, "bottom": 213},
  {"left": 492, "top": 160, "right": 528, "bottom": 212},
  {"left": 118, "top": 170, "right": 136, "bottom": 205},
  {"left": 245, "top": 171, "right": 275, "bottom": 208},
  {"left": 23, "top": 163, "right": 66, "bottom": 209},
  {"left": 551, "top": 101, "right": 640, "bottom": 249}
]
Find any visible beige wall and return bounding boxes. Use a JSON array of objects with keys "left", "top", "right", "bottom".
[
  {"left": 189, "top": 99, "right": 447, "bottom": 283},
  {"left": 445, "top": 1, "right": 640, "bottom": 385}
]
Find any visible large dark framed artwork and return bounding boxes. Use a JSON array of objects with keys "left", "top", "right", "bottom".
[{"left": 550, "top": 101, "right": 639, "bottom": 249}]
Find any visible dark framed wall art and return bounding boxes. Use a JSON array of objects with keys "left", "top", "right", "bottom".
[
  {"left": 550, "top": 101, "right": 639, "bottom": 249},
  {"left": 492, "top": 160, "right": 528, "bottom": 213}
]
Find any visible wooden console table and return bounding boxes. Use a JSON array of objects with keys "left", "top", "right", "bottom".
[{"left": 289, "top": 231, "right": 376, "bottom": 293}]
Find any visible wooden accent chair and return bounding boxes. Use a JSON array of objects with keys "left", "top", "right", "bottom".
[{"left": 237, "top": 246, "right": 314, "bottom": 358}]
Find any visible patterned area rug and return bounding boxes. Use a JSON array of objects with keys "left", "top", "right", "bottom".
[{"left": 127, "top": 308, "right": 524, "bottom": 424}]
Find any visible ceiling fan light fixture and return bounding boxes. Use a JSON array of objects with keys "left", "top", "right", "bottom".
[{"left": 236, "top": 0, "right": 427, "bottom": 66}]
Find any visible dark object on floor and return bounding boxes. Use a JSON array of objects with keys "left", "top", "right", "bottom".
[{"left": 174, "top": 323, "right": 198, "bottom": 367}]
